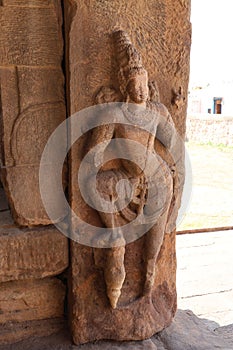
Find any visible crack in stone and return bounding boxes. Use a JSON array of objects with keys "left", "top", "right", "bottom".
[
  {"left": 199, "top": 309, "right": 233, "bottom": 316},
  {"left": 181, "top": 288, "right": 233, "bottom": 299}
]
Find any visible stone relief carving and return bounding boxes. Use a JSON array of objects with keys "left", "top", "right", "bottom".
[
  {"left": 172, "top": 86, "right": 185, "bottom": 109},
  {"left": 84, "top": 30, "right": 180, "bottom": 309}
]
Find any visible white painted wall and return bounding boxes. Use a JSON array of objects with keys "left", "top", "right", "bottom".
[{"left": 188, "top": 82, "right": 233, "bottom": 115}]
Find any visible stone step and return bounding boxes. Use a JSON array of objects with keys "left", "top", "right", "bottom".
[{"left": 0, "top": 318, "right": 65, "bottom": 346}]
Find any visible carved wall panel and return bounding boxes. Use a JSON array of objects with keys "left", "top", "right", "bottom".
[
  {"left": 0, "top": 0, "right": 67, "bottom": 225},
  {"left": 0, "top": 2, "right": 69, "bottom": 345},
  {"left": 64, "top": 0, "right": 191, "bottom": 345}
]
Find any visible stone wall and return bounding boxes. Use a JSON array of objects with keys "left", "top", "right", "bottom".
[
  {"left": 0, "top": 1, "right": 69, "bottom": 345},
  {"left": 0, "top": 184, "right": 69, "bottom": 344},
  {"left": 186, "top": 115, "right": 233, "bottom": 146},
  {"left": 0, "top": 0, "right": 191, "bottom": 346},
  {"left": 0, "top": 0, "right": 67, "bottom": 226}
]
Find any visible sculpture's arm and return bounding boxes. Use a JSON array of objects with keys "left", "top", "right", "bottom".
[
  {"left": 156, "top": 104, "right": 185, "bottom": 232},
  {"left": 156, "top": 104, "right": 176, "bottom": 149},
  {"left": 156, "top": 103, "right": 184, "bottom": 175},
  {"left": 84, "top": 121, "right": 115, "bottom": 169}
]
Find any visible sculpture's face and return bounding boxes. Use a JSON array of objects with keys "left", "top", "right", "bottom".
[{"left": 127, "top": 73, "right": 149, "bottom": 104}]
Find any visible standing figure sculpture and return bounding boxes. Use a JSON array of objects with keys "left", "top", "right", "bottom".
[{"left": 85, "top": 30, "right": 180, "bottom": 309}]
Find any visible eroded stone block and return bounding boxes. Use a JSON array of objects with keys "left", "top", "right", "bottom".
[
  {"left": 0, "top": 318, "right": 65, "bottom": 346},
  {"left": 0, "top": 278, "right": 65, "bottom": 324},
  {"left": 1, "top": 0, "right": 53, "bottom": 7},
  {"left": 0, "top": 6, "right": 63, "bottom": 66},
  {"left": 0, "top": 211, "right": 69, "bottom": 282}
]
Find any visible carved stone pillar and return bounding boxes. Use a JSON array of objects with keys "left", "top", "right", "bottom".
[
  {"left": 0, "top": 0, "right": 66, "bottom": 226},
  {"left": 64, "top": 0, "right": 191, "bottom": 345}
]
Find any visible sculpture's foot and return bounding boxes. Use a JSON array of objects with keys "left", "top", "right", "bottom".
[
  {"left": 107, "top": 287, "right": 121, "bottom": 309},
  {"left": 104, "top": 247, "right": 126, "bottom": 309},
  {"left": 143, "top": 280, "right": 154, "bottom": 296},
  {"left": 143, "top": 260, "right": 158, "bottom": 296}
]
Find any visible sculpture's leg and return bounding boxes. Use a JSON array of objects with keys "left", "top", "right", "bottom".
[
  {"left": 104, "top": 246, "right": 126, "bottom": 309},
  {"left": 87, "top": 171, "right": 126, "bottom": 308},
  {"left": 143, "top": 170, "right": 173, "bottom": 295},
  {"left": 143, "top": 216, "right": 168, "bottom": 295}
]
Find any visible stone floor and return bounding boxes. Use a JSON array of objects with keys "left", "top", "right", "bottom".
[
  {"left": 0, "top": 310, "right": 232, "bottom": 350},
  {"left": 177, "top": 230, "right": 233, "bottom": 326}
]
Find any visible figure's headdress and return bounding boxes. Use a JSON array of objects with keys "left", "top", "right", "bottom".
[{"left": 113, "top": 30, "right": 148, "bottom": 96}]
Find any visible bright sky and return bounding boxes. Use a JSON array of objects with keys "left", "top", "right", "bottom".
[{"left": 190, "top": 0, "right": 233, "bottom": 85}]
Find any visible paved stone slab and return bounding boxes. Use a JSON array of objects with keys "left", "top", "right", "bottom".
[
  {"left": 177, "top": 231, "right": 233, "bottom": 326},
  {"left": 80, "top": 339, "right": 157, "bottom": 350},
  {"left": 215, "top": 324, "right": 233, "bottom": 347},
  {"left": 155, "top": 310, "right": 232, "bottom": 350},
  {"left": 0, "top": 335, "right": 157, "bottom": 350},
  {"left": 179, "top": 291, "right": 233, "bottom": 326}
]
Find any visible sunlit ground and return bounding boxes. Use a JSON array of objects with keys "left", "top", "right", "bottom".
[
  {"left": 177, "top": 230, "right": 233, "bottom": 326},
  {"left": 178, "top": 142, "right": 233, "bottom": 231}
]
